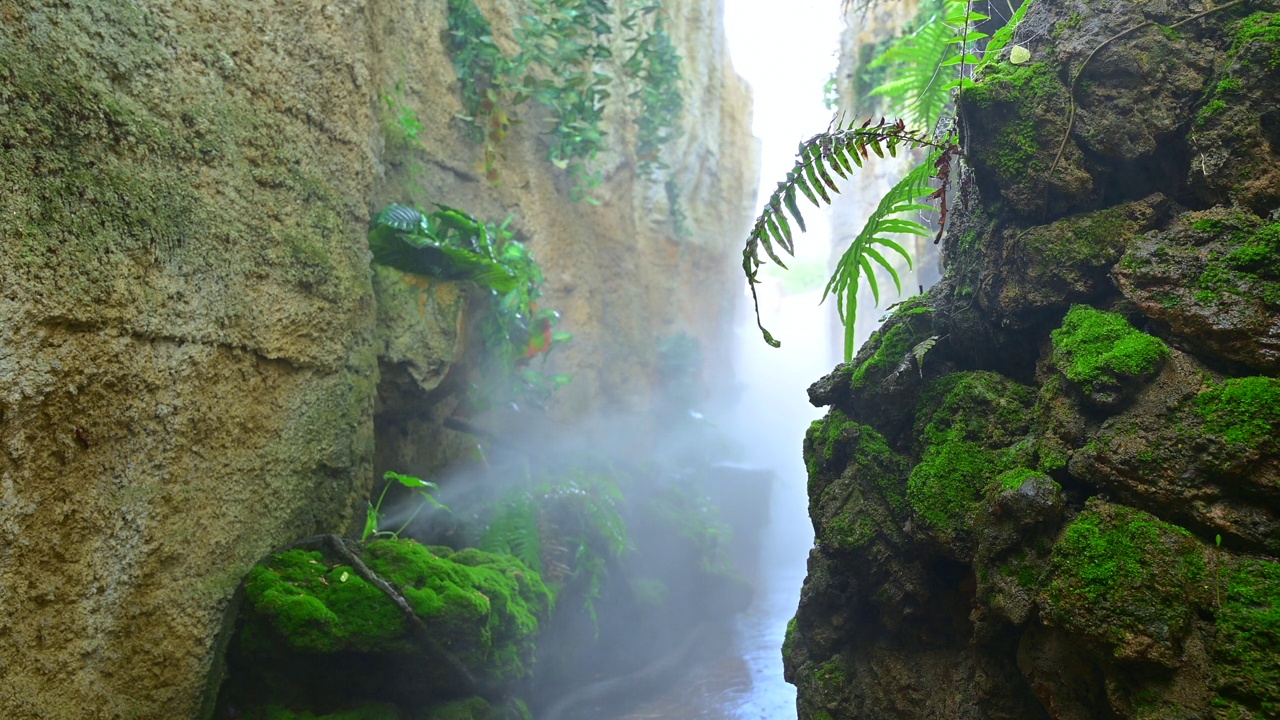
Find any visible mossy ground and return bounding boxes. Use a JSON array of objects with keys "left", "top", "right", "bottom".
[
  {"left": 1212, "top": 558, "right": 1280, "bottom": 717},
  {"left": 1043, "top": 502, "right": 1206, "bottom": 663},
  {"left": 1050, "top": 305, "right": 1169, "bottom": 395}
]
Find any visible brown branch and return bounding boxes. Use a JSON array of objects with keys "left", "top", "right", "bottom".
[{"left": 322, "top": 535, "right": 497, "bottom": 700}]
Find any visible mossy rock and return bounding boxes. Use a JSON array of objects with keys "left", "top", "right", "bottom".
[
  {"left": 1186, "top": 12, "right": 1280, "bottom": 214},
  {"left": 1211, "top": 557, "right": 1280, "bottom": 718},
  {"left": 961, "top": 61, "right": 1092, "bottom": 218},
  {"left": 1050, "top": 305, "right": 1169, "bottom": 408},
  {"left": 1071, "top": 366, "right": 1280, "bottom": 555},
  {"left": 983, "top": 196, "right": 1167, "bottom": 327},
  {"left": 905, "top": 371, "right": 1037, "bottom": 550},
  {"left": 1115, "top": 212, "right": 1280, "bottom": 374},
  {"left": 806, "top": 420, "right": 910, "bottom": 554},
  {"left": 1042, "top": 500, "right": 1207, "bottom": 666},
  {"left": 243, "top": 539, "right": 552, "bottom": 684}
]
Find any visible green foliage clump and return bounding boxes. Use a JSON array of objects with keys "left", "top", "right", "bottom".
[
  {"left": 847, "top": 323, "right": 914, "bottom": 390},
  {"left": 443, "top": 0, "right": 685, "bottom": 201},
  {"left": 1195, "top": 376, "right": 1280, "bottom": 449},
  {"left": 244, "top": 550, "right": 406, "bottom": 654},
  {"left": 1050, "top": 305, "right": 1169, "bottom": 395},
  {"left": 1212, "top": 559, "right": 1280, "bottom": 716},
  {"left": 368, "top": 204, "right": 571, "bottom": 409},
  {"left": 1042, "top": 502, "right": 1206, "bottom": 661},
  {"left": 479, "top": 472, "right": 627, "bottom": 626}
]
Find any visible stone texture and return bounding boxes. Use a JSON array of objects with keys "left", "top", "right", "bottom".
[
  {"left": 0, "top": 0, "right": 757, "bottom": 717},
  {"left": 789, "top": 1, "right": 1280, "bottom": 718}
]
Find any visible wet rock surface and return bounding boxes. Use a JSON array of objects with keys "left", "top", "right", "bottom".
[{"left": 790, "top": 1, "right": 1280, "bottom": 718}]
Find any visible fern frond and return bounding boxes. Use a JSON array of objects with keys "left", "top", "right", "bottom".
[
  {"left": 824, "top": 149, "right": 941, "bottom": 361},
  {"left": 742, "top": 118, "right": 947, "bottom": 348},
  {"left": 868, "top": 0, "right": 992, "bottom": 130},
  {"left": 481, "top": 495, "right": 544, "bottom": 574}
]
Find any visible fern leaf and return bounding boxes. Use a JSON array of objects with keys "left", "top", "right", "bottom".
[{"left": 742, "top": 119, "right": 950, "bottom": 348}]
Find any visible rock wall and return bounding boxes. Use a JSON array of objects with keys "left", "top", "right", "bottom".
[
  {"left": 787, "top": 1, "right": 1278, "bottom": 718},
  {"left": 0, "top": 0, "right": 756, "bottom": 717}
]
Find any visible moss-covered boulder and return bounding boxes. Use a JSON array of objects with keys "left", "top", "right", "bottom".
[
  {"left": 980, "top": 196, "right": 1168, "bottom": 328},
  {"left": 1050, "top": 305, "right": 1169, "bottom": 408},
  {"left": 223, "top": 539, "right": 550, "bottom": 716},
  {"left": 1041, "top": 501, "right": 1207, "bottom": 666},
  {"left": 1115, "top": 212, "right": 1280, "bottom": 374}
]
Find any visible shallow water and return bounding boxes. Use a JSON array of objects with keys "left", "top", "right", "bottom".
[{"left": 611, "top": 546, "right": 806, "bottom": 720}]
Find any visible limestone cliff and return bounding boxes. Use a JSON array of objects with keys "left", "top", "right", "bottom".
[
  {"left": 787, "top": 1, "right": 1278, "bottom": 718},
  {"left": 0, "top": 1, "right": 756, "bottom": 717}
]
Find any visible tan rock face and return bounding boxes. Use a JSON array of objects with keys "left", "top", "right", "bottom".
[{"left": 0, "top": 0, "right": 756, "bottom": 717}]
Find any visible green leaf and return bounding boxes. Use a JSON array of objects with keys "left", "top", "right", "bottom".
[{"left": 784, "top": 185, "right": 807, "bottom": 232}]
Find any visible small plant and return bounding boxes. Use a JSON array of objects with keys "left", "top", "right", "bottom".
[
  {"left": 743, "top": 0, "right": 1030, "bottom": 356},
  {"left": 381, "top": 82, "right": 425, "bottom": 149},
  {"left": 362, "top": 471, "right": 448, "bottom": 542},
  {"left": 444, "top": 0, "right": 687, "bottom": 206},
  {"left": 369, "top": 203, "right": 573, "bottom": 410}
]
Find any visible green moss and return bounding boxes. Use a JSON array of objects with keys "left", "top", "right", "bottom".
[
  {"left": 1158, "top": 24, "right": 1185, "bottom": 41},
  {"left": 1043, "top": 502, "right": 1206, "bottom": 659},
  {"left": 916, "top": 371, "right": 1035, "bottom": 450},
  {"left": 363, "top": 540, "right": 552, "bottom": 680},
  {"left": 1217, "top": 77, "right": 1244, "bottom": 94},
  {"left": 1230, "top": 12, "right": 1280, "bottom": 69},
  {"left": 1195, "top": 376, "right": 1280, "bottom": 449},
  {"left": 1194, "top": 218, "right": 1229, "bottom": 233},
  {"left": 847, "top": 323, "right": 913, "bottom": 390},
  {"left": 1197, "top": 99, "right": 1229, "bottom": 127},
  {"left": 783, "top": 617, "right": 798, "bottom": 661},
  {"left": 1050, "top": 305, "right": 1169, "bottom": 394},
  {"left": 1212, "top": 559, "right": 1280, "bottom": 715},
  {"left": 908, "top": 441, "right": 1003, "bottom": 536},
  {"left": 814, "top": 657, "right": 849, "bottom": 691},
  {"left": 810, "top": 422, "right": 909, "bottom": 552},
  {"left": 245, "top": 541, "right": 551, "bottom": 681},
  {"left": 244, "top": 550, "right": 405, "bottom": 654},
  {"left": 1197, "top": 221, "right": 1280, "bottom": 307},
  {"left": 908, "top": 372, "right": 1036, "bottom": 538},
  {"left": 996, "top": 467, "right": 1047, "bottom": 492}
]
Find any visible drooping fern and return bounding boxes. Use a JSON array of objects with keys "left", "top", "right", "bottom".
[
  {"left": 747, "top": 0, "right": 1035, "bottom": 355},
  {"left": 741, "top": 118, "right": 955, "bottom": 348},
  {"left": 826, "top": 149, "right": 943, "bottom": 360}
]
